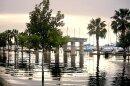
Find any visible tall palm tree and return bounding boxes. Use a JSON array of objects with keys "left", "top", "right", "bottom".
[
  {"left": 0, "top": 32, "right": 7, "bottom": 66},
  {"left": 5, "top": 30, "right": 13, "bottom": 67},
  {"left": 111, "top": 8, "right": 130, "bottom": 58},
  {"left": 87, "top": 18, "right": 107, "bottom": 56},
  {"left": 12, "top": 29, "right": 18, "bottom": 69},
  {"left": 17, "top": 33, "right": 27, "bottom": 69},
  {"left": 29, "top": 34, "right": 40, "bottom": 64},
  {"left": 24, "top": 29, "right": 40, "bottom": 66},
  {"left": 111, "top": 9, "right": 130, "bottom": 35}
]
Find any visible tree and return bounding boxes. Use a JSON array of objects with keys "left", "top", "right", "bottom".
[
  {"left": 87, "top": 18, "right": 107, "bottom": 56},
  {"left": 111, "top": 8, "right": 130, "bottom": 58},
  {"left": 26, "top": 0, "right": 68, "bottom": 86}
]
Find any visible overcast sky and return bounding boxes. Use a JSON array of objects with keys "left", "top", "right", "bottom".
[
  {"left": 1, "top": 0, "right": 130, "bottom": 16},
  {"left": 0, "top": 0, "right": 130, "bottom": 45}
]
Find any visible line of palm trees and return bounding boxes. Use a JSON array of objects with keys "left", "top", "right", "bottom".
[
  {"left": 1, "top": 0, "right": 69, "bottom": 86},
  {"left": 0, "top": 29, "right": 40, "bottom": 69},
  {"left": 87, "top": 8, "right": 130, "bottom": 86},
  {"left": 87, "top": 8, "right": 130, "bottom": 59},
  {"left": 0, "top": 8, "right": 130, "bottom": 69},
  {"left": 0, "top": 29, "right": 18, "bottom": 67},
  {"left": 0, "top": 2, "right": 130, "bottom": 86}
]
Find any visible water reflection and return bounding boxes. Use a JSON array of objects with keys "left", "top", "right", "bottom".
[
  {"left": 1, "top": 50, "right": 130, "bottom": 86},
  {"left": 50, "top": 64, "right": 62, "bottom": 80},
  {"left": 112, "top": 57, "right": 130, "bottom": 86},
  {"left": 49, "top": 64, "right": 62, "bottom": 86},
  {"left": 0, "top": 54, "right": 7, "bottom": 66},
  {"left": 88, "top": 55, "right": 106, "bottom": 86}
]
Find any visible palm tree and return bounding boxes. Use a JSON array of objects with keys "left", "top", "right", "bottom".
[
  {"left": 111, "top": 8, "right": 130, "bottom": 58},
  {"left": 5, "top": 30, "right": 13, "bottom": 67},
  {"left": 0, "top": 32, "right": 7, "bottom": 66},
  {"left": 111, "top": 9, "right": 130, "bottom": 35},
  {"left": 29, "top": 34, "right": 40, "bottom": 65},
  {"left": 24, "top": 29, "right": 41, "bottom": 67},
  {"left": 24, "top": 35, "right": 31, "bottom": 71},
  {"left": 87, "top": 18, "right": 107, "bottom": 56},
  {"left": 25, "top": 34, "right": 39, "bottom": 71},
  {"left": 12, "top": 29, "right": 18, "bottom": 69},
  {"left": 17, "top": 33, "right": 27, "bottom": 69}
]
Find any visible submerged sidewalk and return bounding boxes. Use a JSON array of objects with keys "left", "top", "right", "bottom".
[
  {"left": 0, "top": 67, "right": 41, "bottom": 86},
  {"left": 0, "top": 67, "right": 63, "bottom": 86},
  {"left": 0, "top": 67, "right": 11, "bottom": 86},
  {"left": 1, "top": 74, "right": 42, "bottom": 86},
  {"left": 0, "top": 75, "right": 11, "bottom": 86}
]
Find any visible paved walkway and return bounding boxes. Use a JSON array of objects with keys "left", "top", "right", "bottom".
[
  {"left": 0, "top": 67, "right": 67, "bottom": 86},
  {"left": 0, "top": 67, "right": 42, "bottom": 86},
  {"left": 1, "top": 75, "right": 42, "bottom": 86}
]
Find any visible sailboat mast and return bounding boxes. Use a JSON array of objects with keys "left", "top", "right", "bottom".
[
  {"left": 108, "top": 24, "right": 111, "bottom": 45},
  {"left": 67, "top": 27, "right": 68, "bottom": 36},
  {"left": 74, "top": 28, "right": 75, "bottom": 38}
]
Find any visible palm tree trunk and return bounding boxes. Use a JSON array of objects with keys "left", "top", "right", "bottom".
[
  {"left": 29, "top": 48, "right": 31, "bottom": 71},
  {"left": 2, "top": 47, "right": 4, "bottom": 57},
  {"left": 7, "top": 44, "right": 10, "bottom": 67},
  {"left": 96, "top": 36, "right": 100, "bottom": 57},
  {"left": 96, "top": 54, "right": 100, "bottom": 86},
  {"left": 14, "top": 47, "right": 17, "bottom": 69},
  {"left": 123, "top": 48, "right": 126, "bottom": 60},
  {"left": 128, "top": 47, "right": 129, "bottom": 62},
  {"left": 44, "top": 50, "right": 47, "bottom": 63},
  {"left": 3, "top": 47, "right": 6, "bottom": 66},
  {"left": 121, "top": 54, "right": 126, "bottom": 86},
  {"left": 14, "top": 39, "right": 18, "bottom": 69},
  {"left": 35, "top": 49, "right": 39, "bottom": 64},
  {"left": 21, "top": 46, "right": 23, "bottom": 67},
  {"left": 42, "top": 49, "right": 44, "bottom": 86}
]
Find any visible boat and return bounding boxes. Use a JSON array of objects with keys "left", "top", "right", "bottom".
[{"left": 84, "top": 44, "right": 96, "bottom": 52}]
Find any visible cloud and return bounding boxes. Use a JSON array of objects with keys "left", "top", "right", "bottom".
[
  {"left": 0, "top": 0, "right": 130, "bottom": 17},
  {"left": 0, "top": 0, "right": 130, "bottom": 45},
  {"left": 0, "top": 0, "right": 41, "bottom": 14}
]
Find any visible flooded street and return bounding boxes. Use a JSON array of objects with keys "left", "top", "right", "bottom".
[{"left": 1, "top": 51, "right": 130, "bottom": 86}]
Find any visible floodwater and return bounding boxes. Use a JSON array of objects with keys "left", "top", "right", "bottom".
[{"left": 1, "top": 50, "right": 130, "bottom": 86}]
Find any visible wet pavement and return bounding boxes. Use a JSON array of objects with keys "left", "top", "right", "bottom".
[{"left": 0, "top": 52, "right": 130, "bottom": 86}]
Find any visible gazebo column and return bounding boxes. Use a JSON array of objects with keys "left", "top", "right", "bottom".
[
  {"left": 55, "top": 48, "right": 59, "bottom": 64},
  {"left": 71, "top": 41, "right": 76, "bottom": 67},
  {"left": 35, "top": 49, "right": 39, "bottom": 64},
  {"left": 44, "top": 50, "right": 48, "bottom": 63},
  {"left": 79, "top": 42, "right": 84, "bottom": 68},
  {"left": 63, "top": 44, "right": 68, "bottom": 67},
  {"left": 47, "top": 51, "right": 51, "bottom": 64}
]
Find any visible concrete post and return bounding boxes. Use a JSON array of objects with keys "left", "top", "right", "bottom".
[
  {"left": 71, "top": 41, "right": 76, "bottom": 67},
  {"left": 47, "top": 51, "right": 51, "bottom": 64},
  {"left": 79, "top": 42, "right": 84, "bottom": 68},
  {"left": 63, "top": 44, "right": 68, "bottom": 67},
  {"left": 35, "top": 49, "right": 39, "bottom": 64},
  {"left": 44, "top": 50, "right": 48, "bottom": 63},
  {"left": 55, "top": 48, "right": 59, "bottom": 64}
]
